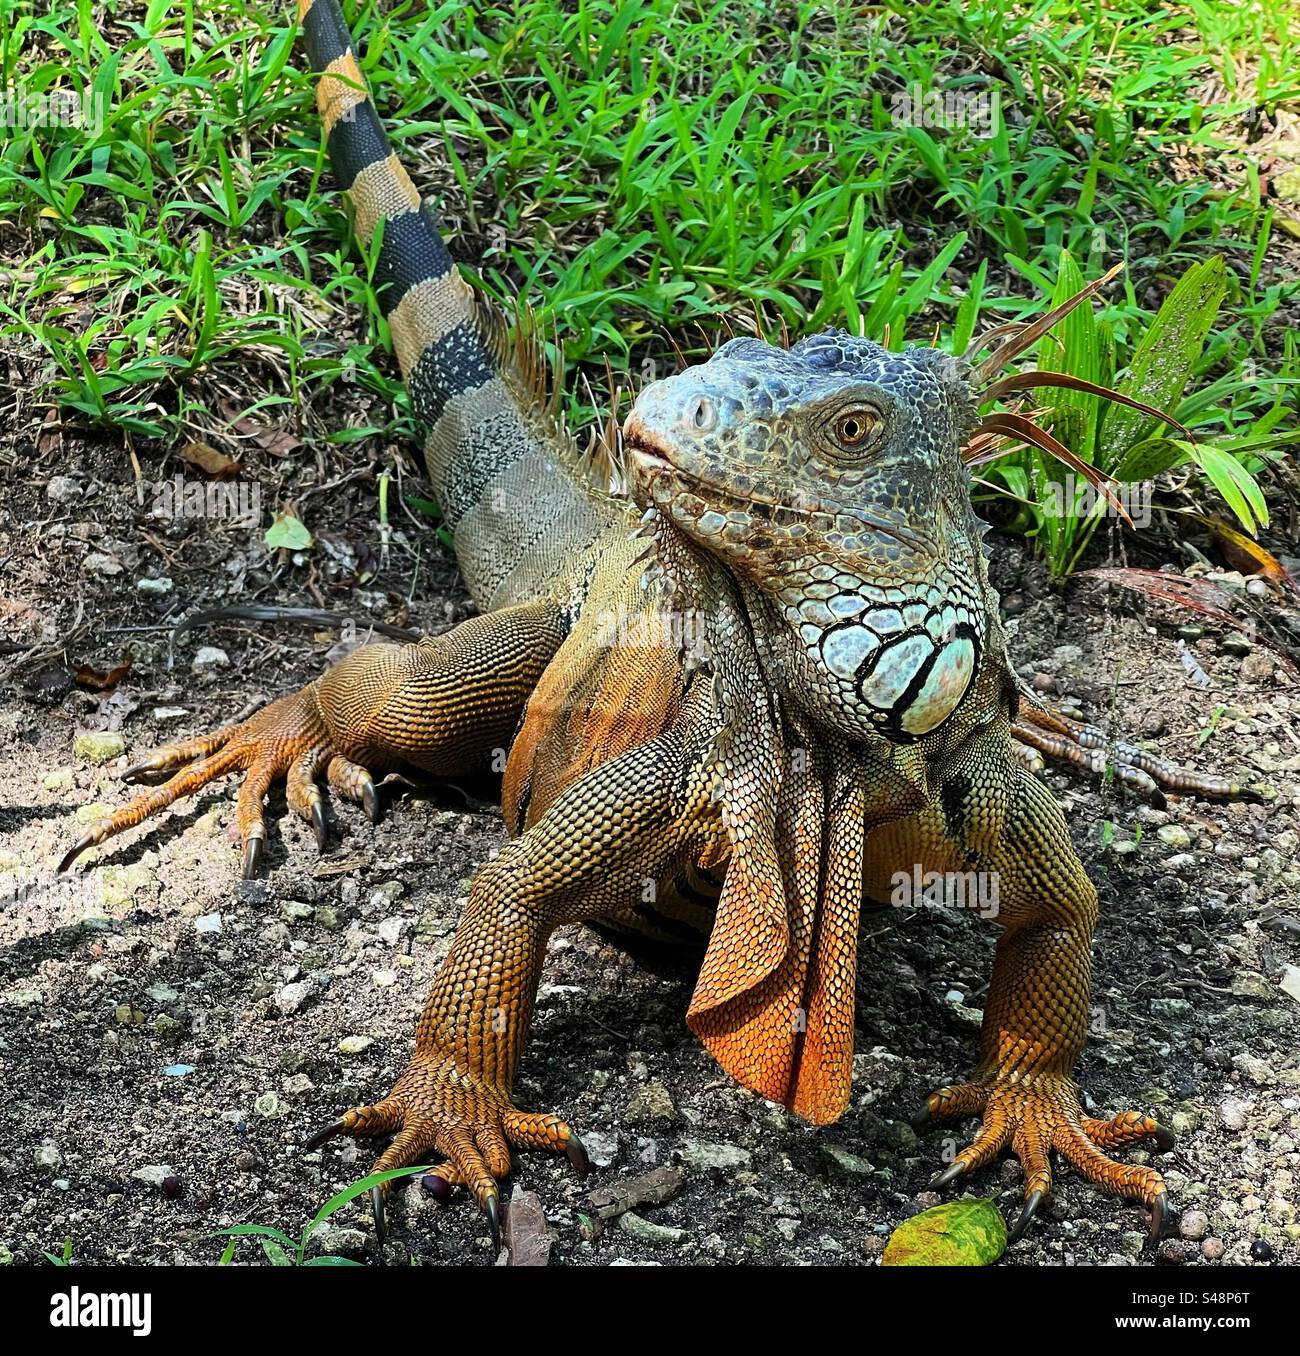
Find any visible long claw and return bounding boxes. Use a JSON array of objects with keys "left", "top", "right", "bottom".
[
  {"left": 371, "top": 1185, "right": 386, "bottom": 1246},
  {"left": 303, "top": 1120, "right": 345, "bottom": 1153},
  {"left": 362, "top": 781, "right": 380, "bottom": 824},
  {"left": 910, "top": 1103, "right": 932, "bottom": 1133},
  {"left": 566, "top": 1134, "right": 590, "bottom": 1180},
  {"left": 1149, "top": 1192, "right": 1169, "bottom": 1242},
  {"left": 241, "top": 836, "right": 263, "bottom": 879},
  {"left": 927, "top": 1159, "right": 968, "bottom": 1190},
  {"left": 120, "top": 770, "right": 161, "bottom": 786},
  {"left": 1151, "top": 1123, "right": 1176, "bottom": 1154},
  {"left": 1008, "top": 1188, "right": 1045, "bottom": 1245},
  {"left": 310, "top": 800, "right": 328, "bottom": 851},
  {"left": 57, "top": 835, "right": 94, "bottom": 874},
  {"left": 485, "top": 1194, "right": 501, "bottom": 1254}
]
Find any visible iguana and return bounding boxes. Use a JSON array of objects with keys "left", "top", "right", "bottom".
[{"left": 57, "top": 0, "right": 1259, "bottom": 1253}]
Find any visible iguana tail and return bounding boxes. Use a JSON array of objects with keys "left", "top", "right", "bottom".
[{"left": 295, "top": 0, "right": 610, "bottom": 610}]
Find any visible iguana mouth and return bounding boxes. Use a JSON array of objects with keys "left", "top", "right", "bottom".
[
  {"left": 621, "top": 422, "right": 674, "bottom": 473},
  {"left": 623, "top": 423, "right": 929, "bottom": 554}
]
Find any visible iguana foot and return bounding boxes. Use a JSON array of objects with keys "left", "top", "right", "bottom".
[
  {"left": 57, "top": 684, "right": 385, "bottom": 879},
  {"left": 917, "top": 1074, "right": 1172, "bottom": 1244},
  {"left": 1013, "top": 691, "right": 1263, "bottom": 807},
  {"left": 304, "top": 1053, "right": 588, "bottom": 1251}
]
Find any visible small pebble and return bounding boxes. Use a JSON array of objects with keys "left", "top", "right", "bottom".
[
  {"left": 1219, "top": 1099, "right": 1249, "bottom": 1131},
  {"left": 73, "top": 731, "right": 126, "bottom": 765},
  {"left": 192, "top": 646, "right": 231, "bottom": 673},
  {"left": 46, "top": 475, "right": 83, "bottom": 502},
  {"left": 1178, "top": 1209, "right": 1208, "bottom": 1241}
]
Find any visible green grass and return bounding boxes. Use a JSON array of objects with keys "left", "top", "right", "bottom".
[
  {"left": 0, "top": 0, "right": 1296, "bottom": 568},
  {"left": 209, "top": 1164, "right": 425, "bottom": 1265}
]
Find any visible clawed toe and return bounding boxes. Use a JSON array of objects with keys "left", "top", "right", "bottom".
[
  {"left": 302, "top": 1068, "right": 584, "bottom": 1251},
  {"left": 310, "top": 800, "right": 329, "bottom": 850},
  {"left": 1007, "top": 1188, "right": 1045, "bottom": 1244},
  {"left": 302, "top": 1119, "right": 348, "bottom": 1153},
  {"left": 1148, "top": 1191, "right": 1169, "bottom": 1242},
  {"left": 1013, "top": 693, "right": 1262, "bottom": 805},
  {"left": 566, "top": 1133, "right": 590, "bottom": 1180},
  {"left": 241, "top": 836, "right": 263, "bottom": 879},
  {"left": 57, "top": 834, "right": 96, "bottom": 874},
  {"left": 55, "top": 688, "right": 393, "bottom": 878},
  {"left": 920, "top": 1076, "right": 1171, "bottom": 1244}
]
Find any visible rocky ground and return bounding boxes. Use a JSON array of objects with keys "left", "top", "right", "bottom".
[{"left": 1, "top": 435, "right": 1298, "bottom": 1268}]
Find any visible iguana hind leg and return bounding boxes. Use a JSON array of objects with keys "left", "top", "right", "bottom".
[
  {"left": 1013, "top": 687, "right": 1262, "bottom": 806},
  {"left": 58, "top": 600, "right": 565, "bottom": 877},
  {"left": 307, "top": 714, "right": 719, "bottom": 1249},
  {"left": 873, "top": 767, "right": 1172, "bottom": 1243}
]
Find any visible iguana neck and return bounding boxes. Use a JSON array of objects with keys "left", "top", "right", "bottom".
[{"left": 645, "top": 508, "right": 1008, "bottom": 807}]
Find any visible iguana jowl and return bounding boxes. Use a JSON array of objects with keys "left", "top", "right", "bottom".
[{"left": 58, "top": 0, "right": 1259, "bottom": 1251}]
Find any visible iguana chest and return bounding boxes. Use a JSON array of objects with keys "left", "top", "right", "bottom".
[
  {"left": 500, "top": 528, "right": 690, "bottom": 832},
  {"left": 495, "top": 523, "right": 1016, "bottom": 948},
  {"left": 495, "top": 527, "right": 729, "bottom": 941}
]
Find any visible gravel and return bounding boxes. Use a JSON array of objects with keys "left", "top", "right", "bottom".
[{"left": 2, "top": 498, "right": 1297, "bottom": 1267}]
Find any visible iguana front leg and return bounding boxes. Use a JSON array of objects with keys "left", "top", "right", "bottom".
[
  {"left": 307, "top": 711, "right": 719, "bottom": 1247},
  {"left": 58, "top": 601, "right": 565, "bottom": 877},
  {"left": 878, "top": 768, "right": 1171, "bottom": 1243}
]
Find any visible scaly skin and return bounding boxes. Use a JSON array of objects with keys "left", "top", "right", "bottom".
[{"left": 55, "top": 0, "right": 1261, "bottom": 1252}]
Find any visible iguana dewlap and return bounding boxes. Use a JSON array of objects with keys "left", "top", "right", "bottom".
[{"left": 57, "top": 0, "right": 1259, "bottom": 1253}]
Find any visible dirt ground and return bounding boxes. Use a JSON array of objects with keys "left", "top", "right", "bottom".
[{"left": 1, "top": 420, "right": 1298, "bottom": 1268}]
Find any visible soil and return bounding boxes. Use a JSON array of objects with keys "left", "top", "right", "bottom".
[{"left": 1, "top": 421, "right": 1298, "bottom": 1268}]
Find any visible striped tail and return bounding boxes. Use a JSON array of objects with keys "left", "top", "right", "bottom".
[{"left": 295, "top": 0, "right": 609, "bottom": 610}]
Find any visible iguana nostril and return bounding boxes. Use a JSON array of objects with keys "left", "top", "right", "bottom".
[{"left": 686, "top": 395, "right": 716, "bottom": 434}]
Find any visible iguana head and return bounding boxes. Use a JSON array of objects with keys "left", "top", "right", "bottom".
[{"left": 624, "top": 330, "right": 993, "bottom": 745}]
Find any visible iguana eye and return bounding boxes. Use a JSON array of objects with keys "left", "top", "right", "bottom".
[{"left": 830, "top": 406, "right": 883, "bottom": 453}]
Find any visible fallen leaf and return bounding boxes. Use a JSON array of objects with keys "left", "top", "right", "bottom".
[
  {"left": 882, "top": 1198, "right": 1006, "bottom": 1267},
  {"left": 74, "top": 656, "right": 133, "bottom": 691},
  {"left": 218, "top": 399, "right": 301, "bottom": 458},
  {"left": 1082, "top": 567, "right": 1244, "bottom": 626},
  {"left": 265, "top": 510, "right": 313, "bottom": 551},
  {"left": 585, "top": 1166, "right": 685, "bottom": 1221},
  {"left": 37, "top": 407, "right": 62, "bottom": 455},
  {"left": 179, "top": 440, "right": 241, "bottom": 480},
  {"left": 503, "top": 1187, "right": 551, "bottom": 1267},
  {"left": 1195, "top": 516, "right": 1298, "bottom": 595}
]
